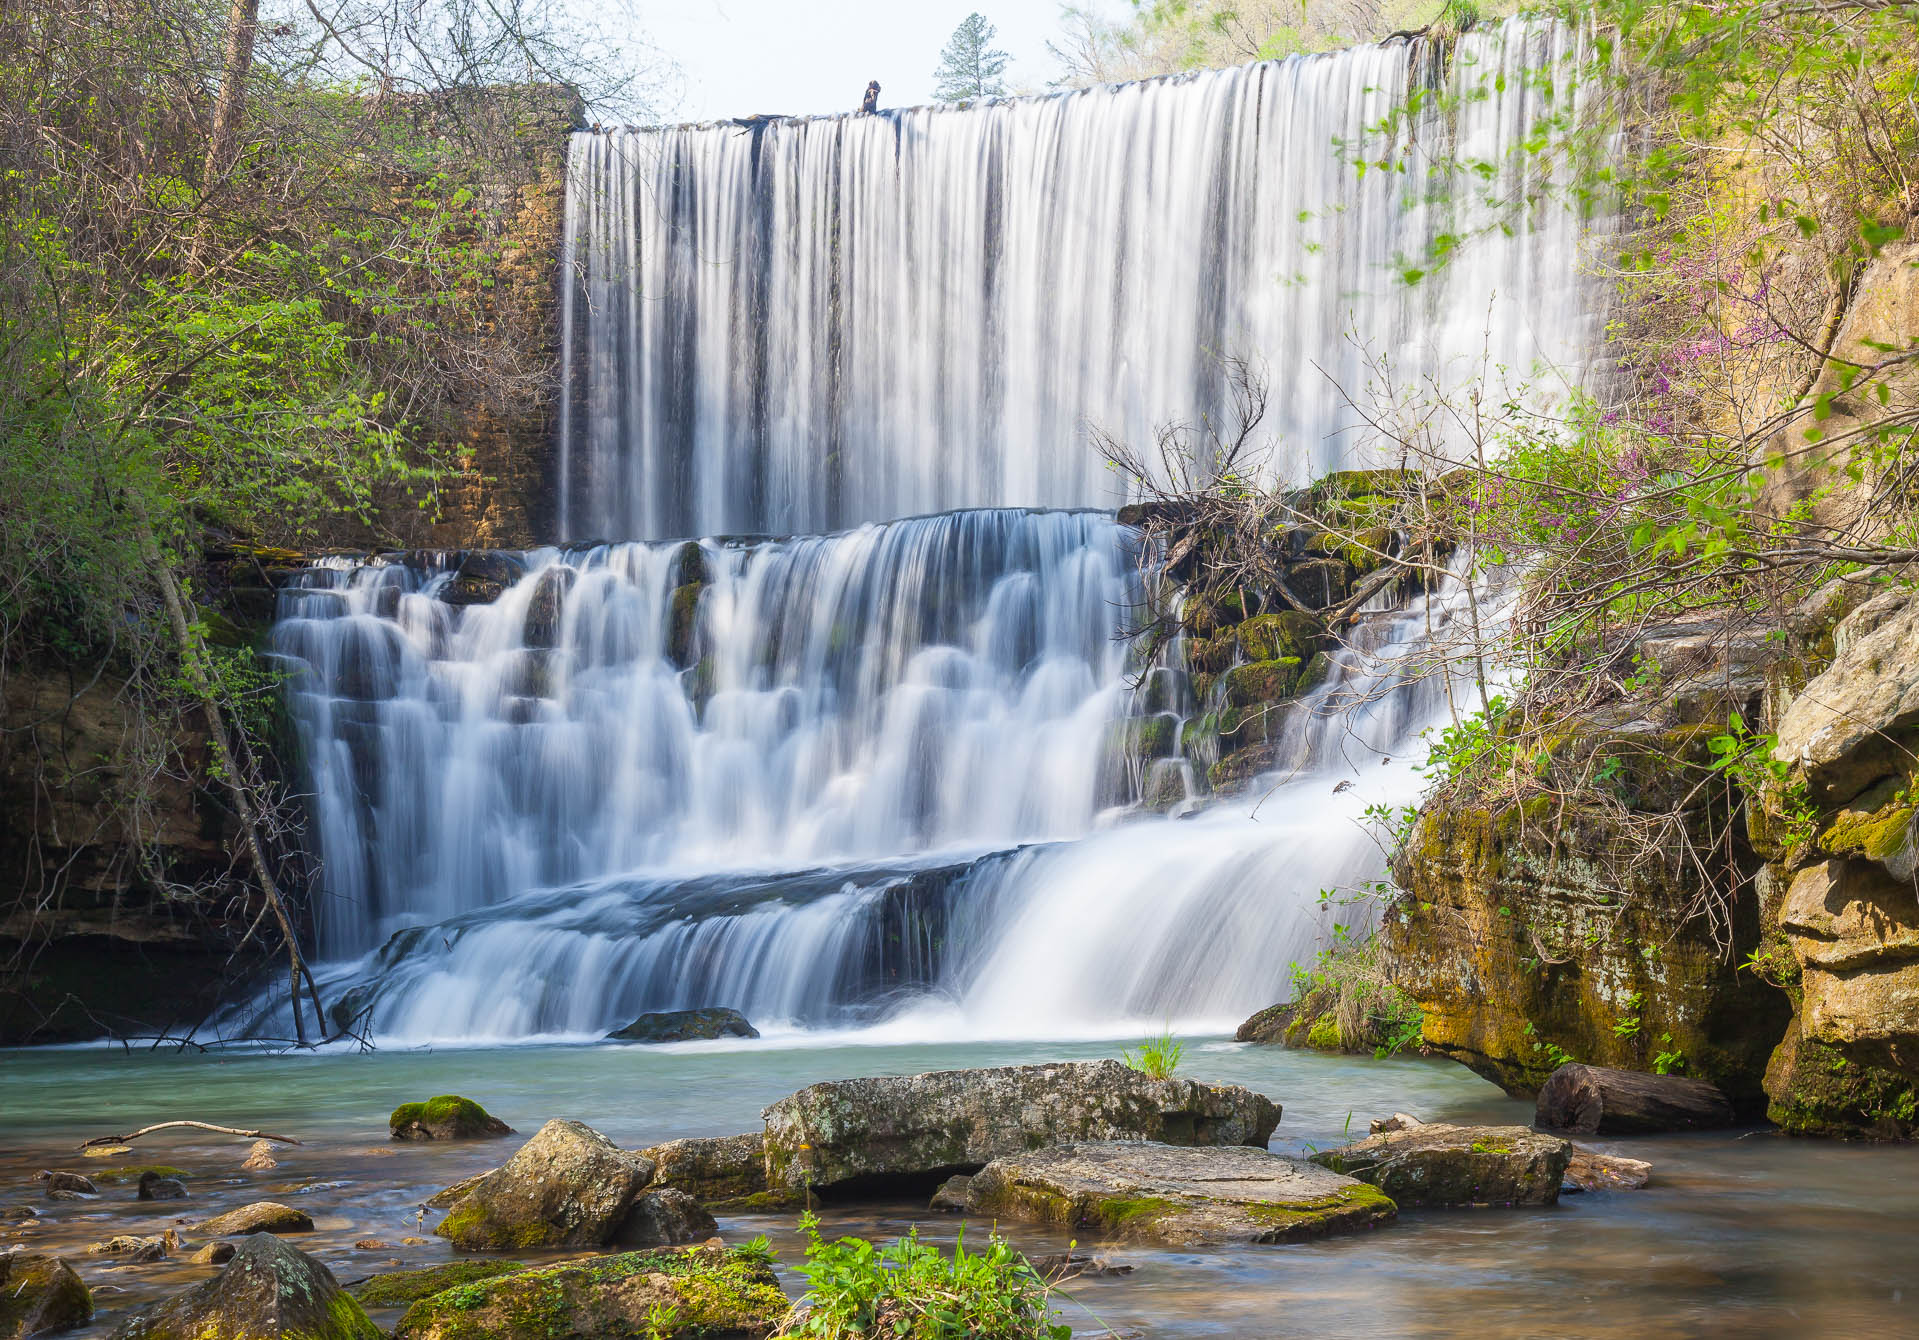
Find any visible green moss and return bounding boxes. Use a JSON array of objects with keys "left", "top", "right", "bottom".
[
  {"left": 1305, "top": 1013, "right": 1342, "bottom": 1051},
  {"left": 1092, "top": 1196, "right": 1177, "bottom": 1230},
  {"left": 707, "top": 1188, "right": 802, "bottom": 1212},
  {"left": 1235, "top": 612, "right": 1322, "bottom": 663},
  {"left": 1818, "top": 801, "right": 1914, "bottom": 864},
  {"left": 1221, "top": 658, "right": 1301, "bottom": 708},
  {"left": 1244, "top": 1184, "right": 1395, "bottom": 1227},
  {"left": 434, "top": 1200, "right": 560, "bottom": 1252},
  {"left": 92, "top": 1165, "right": 190, "bottom": 1184},
  {"left": 352, "top": 1262, "right": 528, "bottom": 1308},
  {"left": 390, "top": 1095, "right": 494, "bottom": 1132}
]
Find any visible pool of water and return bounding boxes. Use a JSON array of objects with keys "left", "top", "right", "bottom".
[{"left": 4, "top": 1035, "right": 1916, "bottom": 1337}]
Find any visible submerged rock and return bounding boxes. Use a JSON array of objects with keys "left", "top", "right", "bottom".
[
  {"left": 761, "top": 1060, "right": 1281, "bottom": 1197},
  {"left": 109, "top": 1233, "right": 379, "bottom": 1340},
  {"left": 350, "top": 1261, "right": 529, "bottom": 1308},
  {"left": 633, "top": 1132, "right": 768, "bottom": 1207},
  {"left": 239, "top": 1142, "right": 278, "bottom": 1171},
  {"left": 390, "top": 1244, "right": 785, "bottom": 1340},
  {"left": 138, "top": 1172, "right": 188, "bottom": 1201},
  {"left": 0, "top": 1252, "right": 92, "bottom": 1337},
  {"left": 38, "top": 1172, "right": 95, "bottom": 1196},
  {"left": 607, "top": 1007, "right": 759, "bottom": 1043},
  {"left": 1563, "top": 1147, "right": 1653, "bottom": 1193},
  {"left": 195, "top": 1202, "right": 314, "bottom": 1236},
  {"left": 434, "top": 1118, "right": 655, "bottom": 1251},
  {"left": 1308, "top": 1123, "right": 1572, "bottom": 1208},
  {"left": 967, "top": 1142, "right": 1394, "bottom": 1246},
  {"left": 389, "top": 1095, "right": 513, "bottom": 1142},
  {"left": 87, "top": 1233, "right": 175, "bottom": 1262}
]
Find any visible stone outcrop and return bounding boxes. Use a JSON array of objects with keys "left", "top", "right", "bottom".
[
  {"left": 760, "top": 1060, "right": 1281, "bottom": 1197},
  {"left": 966, "top": 1141, "right": 1395, "bottom": 1246},
  {"left": 434, "top": 1118, "right": 655, "bottom": 1251},
  {"left": 0, "top": 1252, "right": 92, "bottom": 1338},
  {"left": 109, "top": 1234, "right": 379, "bottom": 1340},
  {"left": 607, "top": 1007, "right": 759, "bottom": 1043},
  {"left": 1308, "top": 1123, "right": 1572, "bottom": 1208},
  {"left": 389, "top": 1095, "right": 513, "bottom": 1141},
  {"left": 389, "top": 1245, "right": 785, "bottom": 1340},
  {"left": 633, "top": 1132, "right": 769, "bottom": 1207}
]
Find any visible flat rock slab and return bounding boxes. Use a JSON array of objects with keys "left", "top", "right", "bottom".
[
  {"left": 762, "top": 1059, "right": 1281, "bottom": 1196},
  {"left": 1308, "top": 1123, "right": 1571, "bottom": 1208},
  {"left": 966, "top": 1141, "right": 1395, "bottom": 1246}
]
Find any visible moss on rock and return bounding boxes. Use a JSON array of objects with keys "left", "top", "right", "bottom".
[
  {"left": 390, "top": 1096, "right": 512, "bottom": 1142},
  {"left": 351, "top": 1262, "right": 530, "bottom": 1309}
]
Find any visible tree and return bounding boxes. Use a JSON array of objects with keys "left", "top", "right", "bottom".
[{"left": 933, "top": 12, "right": 1010, "bottom": 101}]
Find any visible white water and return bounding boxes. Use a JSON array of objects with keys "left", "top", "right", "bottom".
[
  {"left": 558, "top": 19, "right": 1597, "bottom": 540},
  {"left": 245, "top": 20, "right": 1595, "bottom": 1046}
]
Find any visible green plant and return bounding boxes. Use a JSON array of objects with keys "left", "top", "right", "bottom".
[
  {"left": 1653, "top": 1034, "right": 1686, "bottom": 1075},
  {"left": 1523, "top": 1021, "right": 1577, "bottom": 1069},
  {"left": 1122, "top": 1030, "right": 1184, "bottom": 1080},
  {"left": 1611, "top": 992, "right": 1645, "bottom": 1040},
  {"left": 783, "top": 1213, "right": 1069, "bottom": 1340}
]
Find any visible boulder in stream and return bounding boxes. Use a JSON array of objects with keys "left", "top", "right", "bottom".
[
  {"left": 966, "top": 1142, "right": 1395, "bottom": 1246},
  {"left": 108, "top": 1233, "right": 379, "bottom": 1340},
  {"left": 390, "top": 1244, "right": 785, "bottom": 1340},
  {"left": 38, "top": 1172, "right": 96, "bottom": 1196},
  {"left": 138, "top": 1172, "right": 187, "bottom": 1201},
  {"left": 761, "top": 1059, "right": 1281, "bottom": 1196},
  {"left": 607, "top": 1007, "right": 759, "bottom": 1043},
  {"left": 434, "top": 1118, "right": 656, "bottom": 1251},
  {"left": 0, "top": 1252, "right": 92, "bottom": 1338},
  {"left": 1563, "top": 1147, "right": 1653, "bottom": 1193},
  {"left": 194, "top": 1202, "right": 314, "bottom": 1236},
  {"left": 1308, "top": 1123, "right": 1572, "bottom": 1207},
  {"left": 389, "top": 1095, "right": 513, "bottom": 1142},
  {"left": 632, "top": 1131, "right": 769, "bottom": 1206}
]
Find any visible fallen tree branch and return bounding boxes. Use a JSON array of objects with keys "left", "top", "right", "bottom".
[{"left": 79, "top": 1120, "right": 304, "bottom": 1150}]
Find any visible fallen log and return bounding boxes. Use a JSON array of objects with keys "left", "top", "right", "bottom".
[
  {"left": 1535, "top": 1063, "right": 1734, "bottom": 1135},
  {"left": 78, "top": 1121, "right": 304, "bottom": 1151}
]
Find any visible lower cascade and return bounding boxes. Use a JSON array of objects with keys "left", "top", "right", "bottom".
[{"left": 246, "top": 507, "right": 1482, "bottom": 1045}]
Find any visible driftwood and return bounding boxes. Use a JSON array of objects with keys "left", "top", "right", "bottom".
[
  {"left": 79, "top": 1121, "right": 304, "bottom": 1151},
  {"left": 1535, "top": 1063, "right": 1735, "bottom": 1135}
]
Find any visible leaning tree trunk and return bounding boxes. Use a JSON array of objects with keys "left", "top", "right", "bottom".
[
  {"left": 1535, "top": 1063, "right": 1735, "bottom": 1135},
  {"left": 203, "top": 0, "right": 260, "bottom": 187}
]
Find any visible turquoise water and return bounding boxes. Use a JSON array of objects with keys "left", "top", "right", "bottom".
[{"left": 5, "top": 1036, "right": 1918, "bottom": 1337}]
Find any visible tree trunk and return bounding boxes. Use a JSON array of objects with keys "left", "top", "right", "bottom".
[
  {"left": 203, "top": 0, "right": 260, "bottom": 188},
  {"left": 1535, "top": 1063, "right": 1735, "bottom": 1135}
]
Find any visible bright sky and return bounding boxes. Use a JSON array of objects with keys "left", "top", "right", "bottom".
[{"left": 634, "top": 1, "right": 1125, "bottom": 123}]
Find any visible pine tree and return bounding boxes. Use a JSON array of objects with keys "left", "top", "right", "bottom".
[{"left": 932, "top": 12, "right": 1010, "bottom": 101}]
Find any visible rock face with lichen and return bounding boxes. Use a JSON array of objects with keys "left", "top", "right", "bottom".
[
  {"left": 434, "top": 1119, "right": 656, "bottom": 1251},
  {"left": 965, "top": 1142, "right": 1394, "bottom": 1246},
  {"left": 1307, "top": 1123, "right": 1572, "bottom": 1208},
  {"left": 389, "top": 1245, "right": 785, "bottom": 1340},
  {"left": 109, "top": 1234, "right": 378, "bottom": 1340},
  {"left": 390, "top": 1095, "right": 513, "bottom": 1141},
  {"left": 760, "top": 1060, "right": 1280, "bottom": 1197},
  {"left": 633, "top": 1132, "right": 770, "bottom": 1207},
  {"left": 0, "top": 1253, "right": 92, "bottom": 1339}
]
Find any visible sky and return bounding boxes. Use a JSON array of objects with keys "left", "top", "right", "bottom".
[{"left": 630, "top": 1, "right": 1127, "bottom": 123}]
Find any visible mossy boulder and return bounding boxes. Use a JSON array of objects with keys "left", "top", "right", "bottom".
[
  {"left": 966, "top": 1142, "right": 1395, "bottom": 1246},
  {"left": 760, "top": 1059, "right": 1280, "bottom": 1198},
  {"left": 351, "top": 1262, "right": 529, "bottom": 1309},
  {"left": 1221, "top": 658, "right": 1301, "bottom": 709},
  {"left": 390, "top": 1095, "right": 513, "bottom": 1142},
  {"left": 1235, "top": 611, "right": 1323, "bottom": 663},
  {"left": 109, "top": 1233, "right": 378, "bottom": 1340},
  {"left": 1233, "top": 1002, "right": 1295, "bottom": 1045},
  {"left": 1308, "top": 1123, "right": 1572, "bottom": 1208},
  {"left": 607, "top": 1007, "right": 759, "bottom": 1044},
  {"left": 0, "top": 1253, "right": 91, "bottom": 1338},
  {"left": 632, "top": 1132, "right": 770, "bottom": 1207},
  {"left": 389, "top": 1244, "right": 785, "bottom": 1340},
  {"left": 434, "top": 1119, "right": 656, "bottom": 1251},
  {"left": 194, "top": 1203, "right": 314, "bottom": 1236},
  {"left": 90, "top": 1166, "right": 190, "bottom": 1186},
  {"left": 1764, "top": 1010, "right": 1919, "bottom": 1139}
]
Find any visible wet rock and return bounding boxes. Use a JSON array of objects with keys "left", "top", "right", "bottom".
[
  {"left": 440, "top": 551, "right": 524, "bottom": 607},
  {"left": 38, "top": 1172, "right": 96, "bottom": 1196},
  {"left": 761, "top": 1060, "right": 1281, "bottom": 1198},
  {"left": 138, "top": 1172, "right": 188, "bottom": 1201},
  {"left": 610, "top": 1189, "right": 717, "bottom": 1248},
  {"left": 390, "top": 1243, "right": 785, "bottom": 1340},
  {"left": 1563, "top": 1147, "right": 1652, "bottom": 1193},
  {"left": 108, "top": 1233, "right": 378, "bottom": 1340},
  {"left": 91, "top": 1166, "right": 188, "bottom": 1188},
  {"left": 1234, "top": 1002, "right": 1295, "bottom": 1045},
  {"left": 1308, "top": 1123, "right": 1572, "bottom": 1207},
  {"left": 967, "top": 1141, "right": 1394, "bottom": 1246},
  {"left": 350, "top": 1261, "right": 529, "bottom": 1308},
  {"left": 928, "top": 1173, "right": 972, "bottom": 1211},
  {"left": 352, "top": 1240, "right": 388, "bottom": 1250},
  {"left": 1026, "top": 1252, "right": 1134, "bottom": 1279},
  {"left": 41, "top": 1192, "right": 84, "bottom": 1204},
  {"left": 434, "top": 1118, "right": 655, "bottom": 1251},
  {"left": 633, "top": 1132, "right": 769, "bottom": 1206},
  {"left": 239, "top": 1143, "right": 277, "bottom": 1172},
  {"left": 0, "top": 1252, "right": 92, "bottom": 1337},
  {"left": 2, "top": 1207, "right": 38, "bottom": 1222},
  {"left": 87, "top": 1233, "right": 176, "bottom": 1263},
  {"left": 607, "top": 1007, "right": 759, "bottom": 1043},
  {"left": 194, "top": 1202, "right": 315, "bottom": 1236},
  {"left": 388, "top": 1095, "right": 513, "bottom": 1142},
  {"left": 190, "top": 1243, "right": 235, "bottom": 1266},
  {"left": 1368, "top": 1113, "right": 1425, "bottom": 1135}
]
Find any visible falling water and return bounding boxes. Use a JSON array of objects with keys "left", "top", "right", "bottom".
[{"left": 557, "top": 19, "right": 1598, "bottom": 539}]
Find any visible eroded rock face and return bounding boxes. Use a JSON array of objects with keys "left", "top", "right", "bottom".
[
  {"left": 966, "top": 1142, "right": 1394, "bottom": 1246},
  {"left": 194, "top": 1202, "right": 314, "bottom": 1236},
  {"left": 1307, "top": 1123, "right": 1572, "bottom": 1208},
  {"left": 109, "top": 1234, "right": 378, "bottom": 1340},
  {"left": 0, "top": 1252, "right": 92, "bottom": 1338},
  {"left": 434, "top": 1119, "right": 655, "bottom": 1251},
  {"left": 760, "top": 1060, "right": 1281, "bottom": 1196},
  {"left": 390, "top": 1245, "right": 785, "bottom": 1340},
  {"left": 633, "top": 1132, "right": 769, "bottom": 1207},
  {"left": 607, "top": 1007, "right": 759, "bottom": 1043}
]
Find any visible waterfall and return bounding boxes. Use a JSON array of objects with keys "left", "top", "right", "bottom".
[
  {"left": 247, "top": 18, "right": 1601, "bottom": 1045},
  {"left": 558, "top": 19, "right": 1598, "bottom": 540}
]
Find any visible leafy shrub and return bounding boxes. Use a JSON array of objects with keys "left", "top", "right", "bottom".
[{"left": 782, "top": 1214, "right": 1068, "bottom": 1340}]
